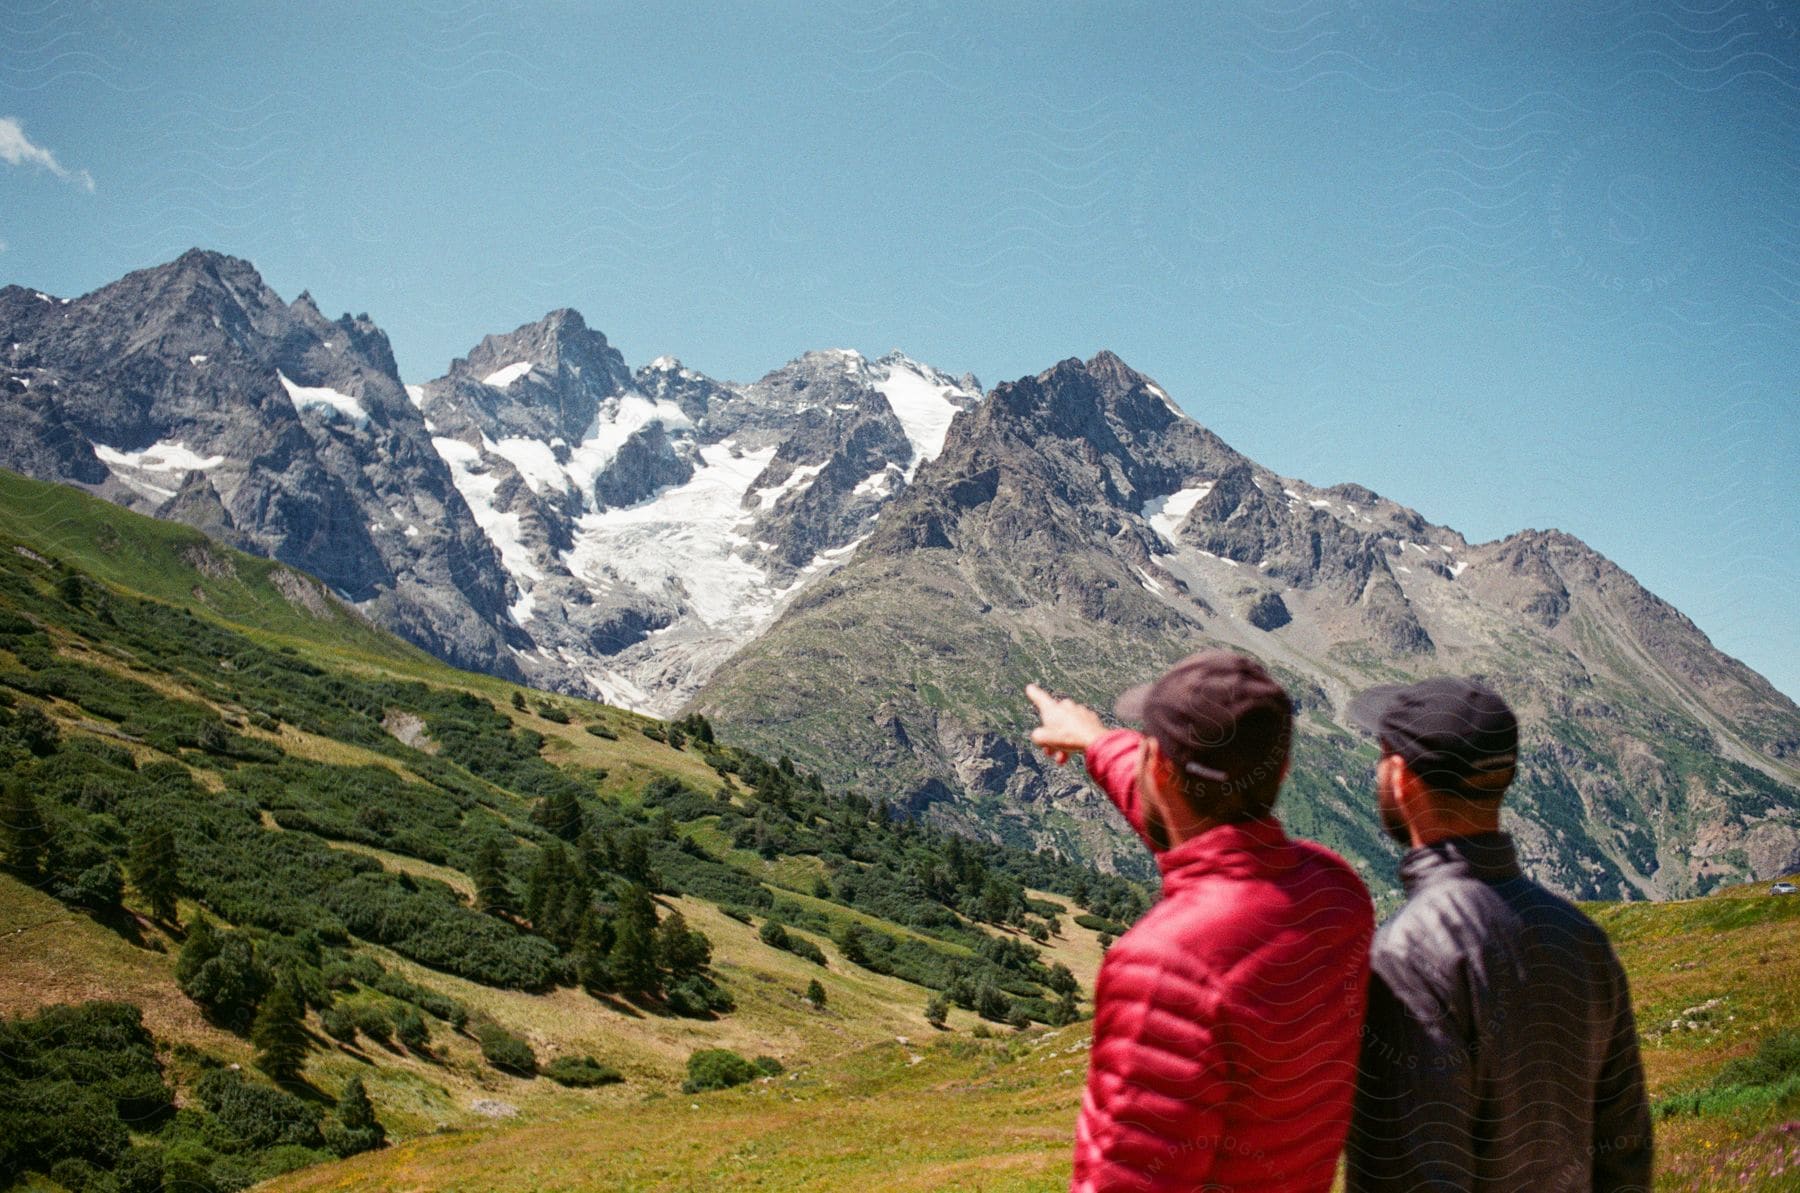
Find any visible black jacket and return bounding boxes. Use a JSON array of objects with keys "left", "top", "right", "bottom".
[{"left": 1345, "top": 833, "right": 1651, "bottom": 1192}]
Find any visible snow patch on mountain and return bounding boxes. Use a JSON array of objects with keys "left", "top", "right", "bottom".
[
  {"left": 278, "top": 372, "right": 369, "bottom": 425},
  {"left": 875, "top": 359, "right": 970, "bottom": 471},
  {"left": 752, "top": 462, "right": 825, "bottom": 510},
  {"left": 1142, "top": 483, "right": 1215, "bottom": 543},
  {"left": 482, "top": 361, "right": 534, "bottom": 388},
  {"left": 564, "top": 441, "right": 776, "bottom": 629},
  {"left": 854, "top": 464, "right": 902, "bottom": 498},
  {"left": 489, "top": 436, "right": 569, "bottom": 496},
  {"left": 93, "top": 440, "right": 226, "bottom": 474},
  {"left": 432, "top": 435, "right": 542, "bottom": 586},
  {"left": 564, "top": 394, "right": 692, "bottom": 503}
]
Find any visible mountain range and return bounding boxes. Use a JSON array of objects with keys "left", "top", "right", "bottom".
[{"left": 4, "top": 249, "right": 1797, "bottom": 898}]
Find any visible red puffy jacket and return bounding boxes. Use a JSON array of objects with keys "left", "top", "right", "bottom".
[{"left": 1072, "top": 729, "right": 1373, "bottom": 1193}]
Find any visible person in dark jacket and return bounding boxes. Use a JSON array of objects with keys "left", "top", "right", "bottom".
[
  {"left": 1027, "top": 651, "right": 1373, "bottom": 1192},
  {"left": 1344, "top": 677, "right": 1652, "bottom": 1192}
]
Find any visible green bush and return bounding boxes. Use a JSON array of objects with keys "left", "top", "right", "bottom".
[
  {"left": 665, "top": 975, "right": 735, "bottom": 1018},
  {"left": 0, "top": 1080, "right": 130, "bottom": 1181},
  {"left": 473, "top": 1022, "right": 537, "bottom": 1076},
  {"left": 392, "top": 1007, "right": 430, "bottom": 1058},
  {"left": 319, "top": 1006, "right": 357, "bottom": 1044},
  {"left": 393, "top": 1007, "right": 430, "bottom": 1053},
  {"left": 543, "top": 1056, "right": 624, "bottom": 1088},
  {"left": 194, "top": 1069, "right": 323, "bottom": 1151},
  {"left": 351, "top": 1005, "right": 392, "bottom": 1045},
  {"left": 681, "top": 1048, "right": 757, "bottom": 1093},
  {"left": 758, "top": 918, "right": 827, "bottom": 967}
]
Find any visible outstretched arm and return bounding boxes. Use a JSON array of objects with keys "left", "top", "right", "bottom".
[
  {"left": 1025, "top": 684, "right": 1157, "bottom": 847},
  {"left": 1024, "top": 683, "right": 1106, "bottom": 765}
]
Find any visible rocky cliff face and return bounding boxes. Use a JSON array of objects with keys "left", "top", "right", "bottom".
[
  {"left": 0, "top": 250, "right": 522, "bottom": 677},
  {"left": 694, "top": 353, "right": 1800, "bottom": 898}
]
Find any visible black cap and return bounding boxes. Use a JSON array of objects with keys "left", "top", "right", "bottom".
[
  {"left": 1115, "top": 651, "right": 1293, "bottom": 790},
  {"left": 1347, "top": 676, "right": 1518, "bottom": 798}
]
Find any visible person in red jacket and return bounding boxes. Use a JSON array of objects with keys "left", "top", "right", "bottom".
[{"left": 1027, "top": 650, "right": 1374, "bottom": 1193}]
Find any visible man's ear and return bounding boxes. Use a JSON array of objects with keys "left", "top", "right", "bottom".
[
  {"left": 1390, "top": 755, "right": 1428, "bottom": 809},
  {"left": 1143, "top": 737, "right": 1180, "bottom": 797}
]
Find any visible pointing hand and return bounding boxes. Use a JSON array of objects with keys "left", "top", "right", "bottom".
[{"left": 1025, "top": 683, "right": 1106, "bottom": 766}]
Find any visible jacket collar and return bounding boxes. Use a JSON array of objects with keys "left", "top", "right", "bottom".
[
  {"left": 1399, "top": 832, "right": 1522, "bottom": 894},
  {"left": 1157, "top": 816, "right": 1291, "bottom": 892}
]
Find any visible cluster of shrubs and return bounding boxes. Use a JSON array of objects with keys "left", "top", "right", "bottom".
[
  {"left": 175, "top": 920, "right": 496, "bottom": 1082},
  {"left": 758, "top": 918, "right": 827, "bottom": 966},
  {"left": 0, "top": 1000, "right": 384, "bottom": 1192}
]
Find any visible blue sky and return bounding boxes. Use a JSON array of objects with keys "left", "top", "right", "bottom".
[{"left": 3, "top": 2, "right": 1796, "bottom": 699}]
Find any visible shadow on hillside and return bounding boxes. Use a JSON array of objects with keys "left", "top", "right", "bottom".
[{"left": 588, "top": 992, "right": 648, "bottom": 1019}]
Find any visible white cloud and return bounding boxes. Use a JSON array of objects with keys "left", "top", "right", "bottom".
[{"left": 0, "top": 116, "right": 94, "bottom": 192}]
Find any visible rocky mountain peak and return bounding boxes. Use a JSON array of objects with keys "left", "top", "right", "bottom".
[
  {"left": 456, "top": 307, "right": 620, "bottom": 382},
  {"left": 426, "top": 309, "right": 637, "bottom": 445}
]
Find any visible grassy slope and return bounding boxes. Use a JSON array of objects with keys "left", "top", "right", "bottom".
[
  {"left": 260, "top": 880, "right": 1800, "bottom": 1193},
  {"left": 0, "top": 469, "right": 1115, "bottom": 1189},
  {"left": 0, "top": 469, "right": 427, "bottom": 674}
]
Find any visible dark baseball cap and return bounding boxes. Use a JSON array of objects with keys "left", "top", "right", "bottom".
[
  {"left": 1347, "top": 676, "right": 1518, "bottom": 797},
  {"left": 1115, "top": 650, "right": 1294, "bottom": 789}
]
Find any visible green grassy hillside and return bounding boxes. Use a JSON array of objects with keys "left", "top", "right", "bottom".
[{"left": 0, "top": 471, "right": 1132, "bottom": 1192}]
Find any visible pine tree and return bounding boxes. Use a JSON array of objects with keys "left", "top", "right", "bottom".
[
  {"left": 533, "top": 788, "right": 583, "bottom": 842},
  {"left": 0, "top": 780, "right": 50, "bottom": 879},
  {"left": 609, "top": 883, "right": 660, "bottom": 994},
  {"left": 176, "top": 916, "right": 220, "bottom": 987},
  {"left": 654, "top": 910, "right": 710, "bottom": 979},
  {"left": 974, "top": 979, "right": 1010, "bottom": 1023},
  {"left": 805, "top": 979, "right": 826, "bottom": 1008},
  {"left": 834, "top": 922, "right": 869, "bottom": 967},
  {"left": 128, "top": 824, "right": 181, "bottom": 923},
  {"left": 252, "top": 976, "right": 309, "bottom": 1083},
  {"left": 924, "top": 994, "right": 949, "bottom": 1029},
  {"left": 525, "top": 842, "right": 568, "bottom": 926},
  {"left": 574, "top": 914, "right": 615, "bottom": 992},
  {"left": 472, "top": 839, "right": 515, "bottom": 918},
  {"left": 324, "top": 1075, "right": 386, "bottom": 1157}
]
